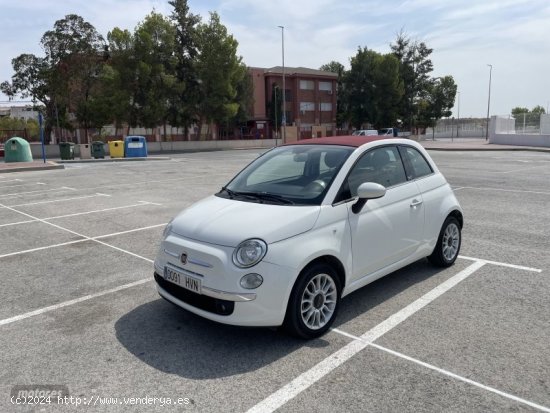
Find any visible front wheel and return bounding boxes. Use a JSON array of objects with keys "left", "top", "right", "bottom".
[
  {"left": 428, "top": 216, "right": 461, "bottom": 267},
  {"left": 284, "top": 263, "right": 341, "bottom": 339}
]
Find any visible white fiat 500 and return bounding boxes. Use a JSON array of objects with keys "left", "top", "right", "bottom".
[{"left": 154, "top": 136, "right": 463, "bottom": 338}]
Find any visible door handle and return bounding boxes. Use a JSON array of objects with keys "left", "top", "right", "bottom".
[{"left": 410, "top": 199, "right": 423, "bottom": 207}]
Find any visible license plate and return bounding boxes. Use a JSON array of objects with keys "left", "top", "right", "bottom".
[{"left": 164, "top": 266, "right": 202, "bottom": 294}]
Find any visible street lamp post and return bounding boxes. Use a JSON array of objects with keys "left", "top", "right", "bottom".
[
  {"left": 456, "top": 91, "right": 460, "bottom": 140},
  {"left": 486, "top": 64, "right": 492, "bottom": 140},
  {"left": 278, "top": 25, "right": 286, "bottom": 144}
]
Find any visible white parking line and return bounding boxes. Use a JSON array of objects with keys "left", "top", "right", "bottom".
[
  {"left": 459, "top": 255, "right": 541, "bottom": 273},
  {"left": 0, "top": 201, "right": 161, "bottom": 227},
  {"left": 329, "top": 330, "right": 550, "bottom": 413},
  {"left": 0, "top": 182, "right": 45, "bottom": 188},
  {"left": 0, "top": 223, "right": 166, "bottom": 259},
  {"left": 496, "top": 165, "right": 549, "bottom": 174},
  {"left": 0, "top": 178, "right": 23, "bottom": 183},
  {"left": 0, "top": 187, "right": 74, "bottom": 198},
  {"left": 0, "top": 279, "right": 151, "bottom": 327},
  {"left": 59, "top": 173, "right": 230, "bottom": 192},
  {"left": 457, "top": 186, "right": 550, "bottom": 196},
  {"left": 0, "top": 220, "right": 37, "bottom": 228},
  {"left": 40, "top": 201, "right": 158, "bottom": 220},
  {"left": 9, "top": 193, "right": 110, "bottom": 207},
  {"left": 246, "top": 261, "right": 486, "bottom": 413}
]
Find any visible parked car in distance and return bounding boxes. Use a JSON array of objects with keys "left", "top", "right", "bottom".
[
  {"left": 378, "top": 128, "right": 398, "bottom": 136},
  {"left": 352, "top": 129, "right": 378, "bottom": 136},
  {"left": 154, "top": 136, "right": 463, "bottom": 339}
]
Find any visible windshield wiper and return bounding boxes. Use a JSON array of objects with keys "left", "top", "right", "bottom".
[
  {"left": 220, "top": 187, "right": 294, "bottom": 205},
  {"left": 237, "top": 191, "right": 295, "bottom": 205},
  {"left": 219, "top": 187, "right": 263, "bottom": 202}
]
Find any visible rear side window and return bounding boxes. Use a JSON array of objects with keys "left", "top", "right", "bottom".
[{"left": 399, "top": 146, "right": 433, "bottom": 179}]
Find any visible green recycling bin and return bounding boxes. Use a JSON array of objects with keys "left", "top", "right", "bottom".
[
  {"left": 5, "top": 137, "right": 33, "bottom": 163},
  {"left": 59, "top": 142, "right": 75, "bottom": 160},
  {"left": 91, "top": 141, "right": 105, "bottom": 159}
]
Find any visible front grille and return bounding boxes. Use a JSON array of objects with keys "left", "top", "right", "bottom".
[{"left": 154, "top": 273, "right": 234, "bottom": 316}]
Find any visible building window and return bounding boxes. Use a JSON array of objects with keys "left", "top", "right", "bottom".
[
  {"left": 320, "top": 102, "right": 332, "bottom": 111},
  {"left": 319, "top": 81, "right": 332, "bottom": 92},
  {"left": 300, "top": 102, "right": 315, "bottom": 112},
  {"left": 285, "top": 89, "right": 292, "bottom": 102},
  {"left": 299, "top": 80, "right": 314, "bottom": 90}
]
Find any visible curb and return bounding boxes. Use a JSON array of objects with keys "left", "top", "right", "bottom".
[
  {"left": 56, "top": 156, "right": 171, "bottom": 164},
  {"left": 0, "top": 163, "right": 65, "bottom": 174}
]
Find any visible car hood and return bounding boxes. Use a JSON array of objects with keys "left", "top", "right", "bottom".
[{"left": 170, "top": 195, "right": 321, "bottom": 246}]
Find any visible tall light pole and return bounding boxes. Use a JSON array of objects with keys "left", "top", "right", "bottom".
[
  {"left": 456, "top": 91, "right": 460, "bottom": 138},
  {"left": 486, "top": 64, "right": 492, "bottom": 140},
  {"left": 278, "top": 25, "right": 286, "bottom": 144}
]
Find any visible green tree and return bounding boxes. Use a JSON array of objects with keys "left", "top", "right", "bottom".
[
  {"left": 1, "top": 54, "right": 57, "bottom": 141},
  {"left": 40, "top": 14, "right": 107, "bottom": 141},
  {"left": 417, "top": 76, "right": 457, "bottom": 131},
  {"left": 320, "top": 61, "right": 347, "bottom": 128},
  {"left": 169, "top": 0, "right": 201, "bottom": 139},
  {"left": 391, "top": 31, "right": 434, "bottom": 131},
  {"left": 195, "top": 12, "right": 244, "bottom": 139},
  {"left": 531, "top": 105, "right": 546, "bottom": 115},
  {"left": 345, "top": 47, "right": 377, "bottom": 128},
  {"left": 0, "top": 117, "right": 40, "bottom": 140},
  {"left": 105, "top": 27, "right": 137, "bottom": 136},
  {"left": 132, "top": 12, "right": 178, "bottom": 139},
  {"left": 511, "top": 107, "right": 529, "bottom": 117},
  {"left": 343, "top": 47, "right": 403, "bottom": 129}
]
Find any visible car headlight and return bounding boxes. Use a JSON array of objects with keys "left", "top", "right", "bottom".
[
  {"left": 162, "top": 221, "right": 173, "bottom": 238},
  {"left": 232, "top": 239, "right": 267, "bottom": 268}
]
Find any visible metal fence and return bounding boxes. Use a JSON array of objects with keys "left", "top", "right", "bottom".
[{"left": 494, "top": 113, "right": 545, "bottom": 135}]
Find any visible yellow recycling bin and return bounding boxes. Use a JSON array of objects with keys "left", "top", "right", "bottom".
[{"left": 108, "top": 140, "right": 124, "bottom": 158}]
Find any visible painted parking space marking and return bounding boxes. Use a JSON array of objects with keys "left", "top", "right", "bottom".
[
  {"left": 0, "top": 200, "right": 161, "bottom": 227},
  {"left": 0, "top": 186, "right": 75, "bottom": 199},
  {"left": 0, "top": 182, "right": 45, "bottom": 189},
  {"left": 459, "top": 255, "right": 542, "bottom": 272},
  {"left": 246, "top": 260, "right": 486, "bottom": 413},
  {"left": 0, "top": 278, "right": 151, "bottom": 327},
  {"left": 249, "top": 254, "right": 544, "bottom": 412},
  {"left": 9, "top": 193, "right": 110, "bottom": 207},
  {"left": 0, "top": 201, "right": 156, "bottom": 265},
  {"left": 0, "top": 219, "right": 37, "bottom": 228},
  {"left": 496, "top": 164, "right": 549, "bottom": 174},
  {"left": 0, "top": 178, "right": 23, "bottom": 183},
  {"left": 456, "top": 186, "right": 550, "bottom": 196},
  {"left": 0, "top": 223, "right": 165, "bottom": 259},
  {"left": 329, "top": 330, "right": 550, "bottom": 413}
]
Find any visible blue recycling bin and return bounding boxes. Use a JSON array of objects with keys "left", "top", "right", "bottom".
[{"left": 124, "top": 136, "right": 148, "bottom": 158}]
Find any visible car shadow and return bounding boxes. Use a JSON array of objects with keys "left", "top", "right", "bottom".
[
  {"left": 114, "top": 298, "right": 329, "bottom": 380},
  {"left": 334, "top": 258, "right": 443, "bottom": 326},
  {"left": 115, "top": 258, "right": 442, "bottom": 379}
]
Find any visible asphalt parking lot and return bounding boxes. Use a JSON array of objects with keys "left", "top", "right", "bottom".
[{"left": 1, "top": 148, "right": 549, "bottom": 412}]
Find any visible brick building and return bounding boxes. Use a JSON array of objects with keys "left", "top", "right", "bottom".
[{"left": 249, "top": 66, "right": 338, "bottom": 139}]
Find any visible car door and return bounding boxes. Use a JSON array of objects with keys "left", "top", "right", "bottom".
[{"left": 340, "top": 145, "right": 425, "bottom": 283}]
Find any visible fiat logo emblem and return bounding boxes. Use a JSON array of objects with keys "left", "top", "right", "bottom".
[{"left": 181, "top": 253, "right": 188, "bottom": 265}]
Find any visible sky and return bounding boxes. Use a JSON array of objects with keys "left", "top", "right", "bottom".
[{"left": 1, "top": 0, "right": 549, "bottom": 118}]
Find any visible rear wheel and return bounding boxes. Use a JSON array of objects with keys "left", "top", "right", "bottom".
[
  {"left": 284, "top": 263, "right": 341, "bottom": 339},
  {"left": 428, "top": 216, "right": 461, "bottom": 267}
]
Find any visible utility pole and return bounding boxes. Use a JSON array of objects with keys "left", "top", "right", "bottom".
[
  {"left": 486, "top": 64, "right": 492, "bottom": 140},
  {"left": 278, "top": 25, "right": 286, "bottom": 144}
]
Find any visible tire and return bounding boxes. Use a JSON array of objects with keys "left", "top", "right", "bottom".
[
  {"left": 428, "top": 216, "right": 461, "bottom": 267},
  {"left": 283, "top": 263, "right": 341, "bottom": 339}
]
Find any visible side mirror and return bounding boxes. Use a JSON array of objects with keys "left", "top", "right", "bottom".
[{"left": 352, "top": 182, "right": 386, "bottom": 214}]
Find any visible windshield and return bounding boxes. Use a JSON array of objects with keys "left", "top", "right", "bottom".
[{"left": 217, "top": 145, "right": 354, "bottom": 205}]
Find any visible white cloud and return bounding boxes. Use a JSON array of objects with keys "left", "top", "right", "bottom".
[{"left": 1, "top": 0, "right": 549, "bottom": 116}]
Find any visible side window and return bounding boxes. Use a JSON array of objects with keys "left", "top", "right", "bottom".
[
  {"left": 344, "top": 146, "right": 407, "bottom": 198},
  {"left": 399, "top": 146, "right": 433, "bottom": 179}
]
